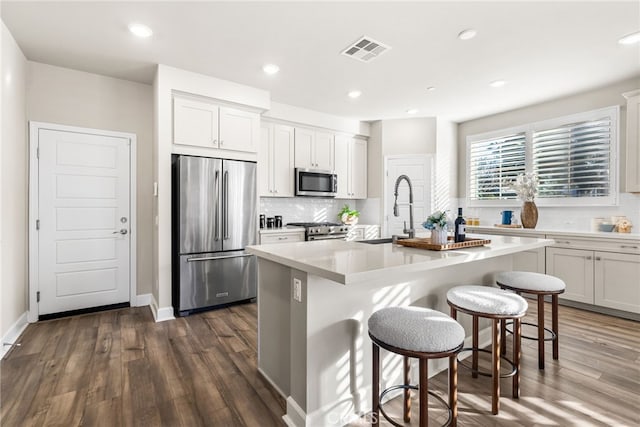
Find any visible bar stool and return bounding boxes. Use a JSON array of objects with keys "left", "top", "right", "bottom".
[
  {"left": 496, "top": 271, "right": 566, "bottom": 369},
  {"left": 446, "top": 285, "right": 528, "bottom": 415},
  {"left": 368, "top": 306, "right": 465, "bottom": 427}
]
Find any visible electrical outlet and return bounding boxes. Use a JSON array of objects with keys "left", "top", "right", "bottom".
[{"left": 293, "top": 278, "right": 302, "bottom": 302}]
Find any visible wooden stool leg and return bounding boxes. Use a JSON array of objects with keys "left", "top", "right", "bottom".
[
  {"left": 450, "top": 306, "right": 457, "bottom": 320},
  {"left": 552, "top": 294, "right": 559, "bottom": 360},
  {"left": 404, "top": 356, "right": 411, "bottom": 422},
  {"left": 538, "top": 294, "right": 545, "bottom": 369},
  {"left": 472, "top": 315, "right": 479, "bottom": 379},
  {"left": 492, "top": 318, "right": 500, "bottom": 415},
  {"left": 500, "top": 318, "right": 507, "bottom": 356},
  {"left": 449, "top": 354, "right": 458, "bottom": 427},
  {"left": 372, "top": 343, "right": 379, "bottom": 426},
  {"left": 513, "top": 318, "right": 521, "bottom": 398},
  {"left": 419, "top": 358, "right": 429, "bottom": 427}
]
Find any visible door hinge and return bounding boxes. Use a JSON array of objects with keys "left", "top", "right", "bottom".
[
  {"left": 37, "top": 291, "right": 40, "bottom": 302},
  {"left": 36, "top": 219, "right": 40, "bottom": 230}
]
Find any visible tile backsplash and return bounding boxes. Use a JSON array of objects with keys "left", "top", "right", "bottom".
[
  {"left": 260, "top": 197, "right": 353, "bottom": 224},
  {"left": 459, "top": 192, "right": 640, "bottom": 232}
]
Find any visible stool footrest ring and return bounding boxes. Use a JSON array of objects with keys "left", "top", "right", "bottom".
[
  {"left": 504, "top": 321, "right": 557, "bottom": 342},
  {"left": 378, "top": 383, "right": 452, "bottom": 427},
  {"left": 457, "top": 347, "right": 517, "bottom": 378}
]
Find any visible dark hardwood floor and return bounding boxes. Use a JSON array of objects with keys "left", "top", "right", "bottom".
[{"left": 1, "top": 301, "right": 639, "bottom": 426}]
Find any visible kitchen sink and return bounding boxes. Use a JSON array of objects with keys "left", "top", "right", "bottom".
[{"left": 357, "top": 238, "right": 394, "bottom": 244}]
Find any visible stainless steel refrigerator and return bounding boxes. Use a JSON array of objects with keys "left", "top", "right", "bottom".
[{"left": 172, "top": 154, "right": 257, "bottom": 316}]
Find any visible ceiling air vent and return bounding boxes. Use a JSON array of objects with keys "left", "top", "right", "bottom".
[{"left": 341, "top": 36, "right": 391, "bottom": 63}]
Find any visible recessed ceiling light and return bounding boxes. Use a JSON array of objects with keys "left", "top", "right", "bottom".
[
  {"left": 426, "top": 86, "right": 436, "bottom": 92},
  {"left": 262, "top": 64, "right": 280, "bottom": 75},
  {"left": 348, "top": 90, "right": 362, "bottom": 99},
  {"left": 406, "top": 109, "right": 418, "bottom": 114},
  {"left": 458, "top": 29, "right": 477, "bottom": 40},
  {"left": 489, "top": 80, "right": 506, "bottom": 88},
  {"left": 619, "top": 30, "right": 640, "bottom": 45},
  {"left": 128, "top": 23, "right": 153, "bottom": 38}
]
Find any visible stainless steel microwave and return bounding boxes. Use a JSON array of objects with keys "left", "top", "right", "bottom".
[{"left": 295, "top": 168, "right": 337, "bottom": 197}]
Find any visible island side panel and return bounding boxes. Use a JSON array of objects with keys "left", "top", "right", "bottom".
[
  {"left": 257, "top": 258, "right": 292, "bottom": 397},
  {"left": 303, "top": 255, "right": 510, "bottom": 427}
]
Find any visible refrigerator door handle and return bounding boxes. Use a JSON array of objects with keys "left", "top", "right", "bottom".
[
  {"left": 214, "top": 169, "right": 220, "bottom": 241},
  {"left": 186, "top": 254, "right": 254, "bottom": 262},
  {"left": 224, "top": 170, "right": 229, "bottom": 240}
]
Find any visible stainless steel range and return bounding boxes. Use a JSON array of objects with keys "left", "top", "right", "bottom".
[{"left": 287, "top": 222, "right": 349, "bottom": 241}]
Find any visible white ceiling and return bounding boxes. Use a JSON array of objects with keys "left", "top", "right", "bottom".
[{"left": 2, "top": 1, "right": 639, "bottom": 123}]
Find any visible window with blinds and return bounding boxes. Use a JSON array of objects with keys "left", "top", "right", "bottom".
[
  {"left": 533, "top": 117, "right": 611, "bottom": 198},
  {"left": 467, "top": 106, "right": 618, "bottom": 206},
  {"left": 468, "top": 133, "right": 526, "bottom": 200}
]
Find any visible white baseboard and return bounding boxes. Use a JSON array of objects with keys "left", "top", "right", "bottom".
[
  {"left": 283, "top": 396, "right": 306, "bottom": 427},
  {"left": 1, "top": 312, "right": 28, "bottom": 360},
  {"left": 134, "top": 293, "right": 152, "bottom": 307},
  {"left": 257, "top": 367, "right": 287, "bottom": 398},
  {"left": 149, "top": 294, "right": 175, "bottom": 322}
]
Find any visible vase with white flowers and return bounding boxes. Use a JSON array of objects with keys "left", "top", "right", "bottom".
[
  {"left": 422, "top": 210, "right": 450, "bottom": 244},
  {"left": 508, "top": 172, "right": 539, "bottom": 228}
]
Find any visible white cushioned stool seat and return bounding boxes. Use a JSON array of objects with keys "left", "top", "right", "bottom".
[
  {"left": 368, "top": 306, "right": 464, "bottom": 353},
  {"left": 496, "top": 271, "right": 566, "bottom": 293},
  {"left": 447, "top": 285, "right": 528, "bottom": 316}
]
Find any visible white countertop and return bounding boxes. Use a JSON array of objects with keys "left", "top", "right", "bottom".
[
  {"left": 247, "top": 233, "right": 553, "bottom": 285},
  {"left": 466, "top": 225, "right": 640, "bottom": 241}
]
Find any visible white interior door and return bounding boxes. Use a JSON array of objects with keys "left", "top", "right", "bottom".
[
  {"left": 384, "top": 156, "right": 433, "bottom": 237},
  {"left": 36, "top": 127, "right": 132, "bottom": 316}
]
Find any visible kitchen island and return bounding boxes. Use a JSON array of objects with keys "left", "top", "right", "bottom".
[{"left": 246, "top": 234, "right": 553, "bottom": 427}]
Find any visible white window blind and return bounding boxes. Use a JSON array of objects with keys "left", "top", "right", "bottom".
[
  {"left": 466, "top": 106, "right": 618, "bottom": 206},
  {"left": 533, "top": 117, "right": 612, "bottom": 199},
  {"left": 468, "top": 132, "right": 526, "bottom": 200}
]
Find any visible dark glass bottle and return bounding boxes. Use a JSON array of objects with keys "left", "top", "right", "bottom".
[{"left": 454, "top": 207, "right": 466, "bottom": 243}]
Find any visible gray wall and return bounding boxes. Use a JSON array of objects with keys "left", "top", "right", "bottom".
[{"left": 27, "top": 61, "right": 154, "bottom": 297}]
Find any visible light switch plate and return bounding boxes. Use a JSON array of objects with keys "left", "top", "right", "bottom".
[{"left": 293, "top": 278, "right": 302, "bottom": 302}]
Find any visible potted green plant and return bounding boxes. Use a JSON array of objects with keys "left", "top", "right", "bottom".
[
  {"left": 422, "top": 210, "right": 451, "bottom": 244},
  {"left": 338, "top": 204, "right": 360, "bottom": 225}
]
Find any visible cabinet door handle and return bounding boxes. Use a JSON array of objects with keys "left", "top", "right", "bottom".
[
  {"left": 556, "top": 240, "right": 571, "bottom": 244},
  {"left": 586, "top": 256, "right": 592, "bottom": 260},
  {"left": 620, "top": 245, "right": 639, "bottom": 249},
  {"left": 213, "top": 139, "right": 218, "bottom": 145},
  {"left": 278, "top": 237, "right": 287, "bottom": 240},
  {"left": 220, "top": 140, "right": 224, "bottom": 146},
  {"left": 595, "top": 256, "right": 601, "bottom": 261}
]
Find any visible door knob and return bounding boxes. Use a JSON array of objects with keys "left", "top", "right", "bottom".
[{"left": 113, "top": 229, "right": 128, "bottom": 235}]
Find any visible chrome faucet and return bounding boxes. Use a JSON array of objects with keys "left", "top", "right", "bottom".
[{"left": 393, "top": 174, "right": 415, "bottom": 238}]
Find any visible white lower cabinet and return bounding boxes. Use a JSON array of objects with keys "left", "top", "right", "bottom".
[
  {"left": 546, "top": 247, "right": 595, "bottom": 304},
  {"left": 594, "top": 251, "right": 640, "bottom": 313},
  {"left": 259, "top": 229, "right": 305, "bottom": 244},
  {"left": 546, "top": 238, "right": 640, "bottom": 314}
]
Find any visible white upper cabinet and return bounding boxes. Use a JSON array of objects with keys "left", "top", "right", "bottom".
[
  {"left": 294, "top": 127, "right": 334, "bottom": 171},
  {"left": 173, "top": 96, "right": 219, "bottom": 148},
  {"left": 219, "top": 106, "right": 260, "bottom": 152},
  {"left": 335, "top": 134, "right": 367, "bottom": 199},
  {"left": 259, "top": 123, "right": 295, "bottom": 197},
  {"left": 623, "top": 90, "right": 640, "bottom": 192},
  {"left": 173, "top": 95, "right": 259, "bottom": 153}
]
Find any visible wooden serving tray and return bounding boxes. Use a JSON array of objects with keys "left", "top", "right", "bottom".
[{"left": 396, "top": 236, "right": 491, "bottom": 251}]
